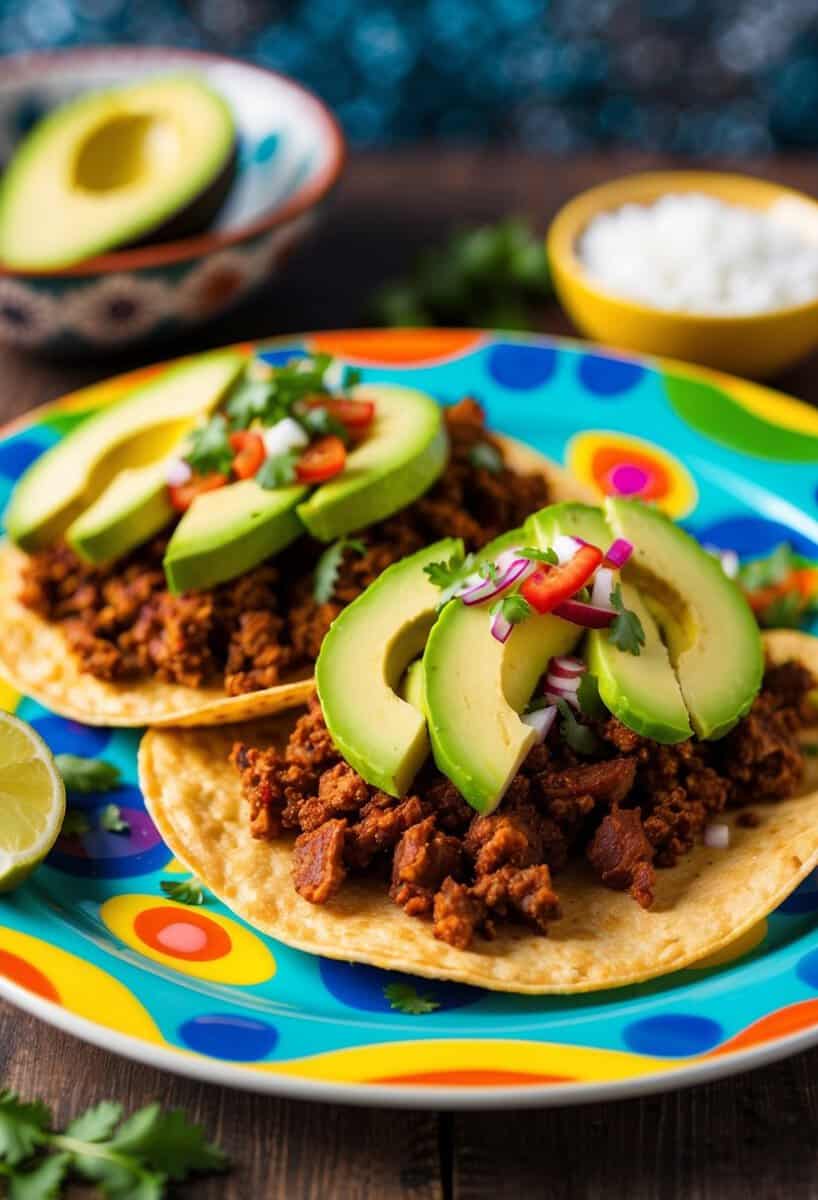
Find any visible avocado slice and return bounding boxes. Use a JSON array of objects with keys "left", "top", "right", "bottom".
[
  {"left": 606, "top": 497, "right": 763, "bottom": 740},
  {"left": 0, "top": 76, "right": 235, "bottom": 270},
  {"left": 529, "top": 501, "right": 692, "bottom": 744},
  {"left": 163, "top": 479, "right": 308, "bottom": 594},
  {"left": 400, "top": 660, "right": 426, "bottom": 715},
  {"left": 5, "top": 350, "right": 245, "bottom": 555},
  {"left": 296, "top": 384, "right": 448, "bottom": 542},
  {"left": 317, "top": 538, "right": 462, "bottom": 798},
  {"left": 423, "top": 529, "right": 583, "bottom": 814}
]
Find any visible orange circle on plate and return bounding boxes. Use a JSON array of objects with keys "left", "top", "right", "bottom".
[
  {"left": 0, "top": 948, "right": 60, "bottom": 1003},
  {"left": 591, "top": 445, "right": 670, "bottom": 501},
  {"left": 133, "top": 907, "right": 231, "bottom": 962}
]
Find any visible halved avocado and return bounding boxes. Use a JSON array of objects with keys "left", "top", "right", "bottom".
[
  {"left": 530, "top": 501, "right": 692, "bottom": 744},
  {"left": 423, "top": 529, "right": 582, "bottom": 814},
  {"left": 0, "top": 76, "right": 235, "bottom": 270},
  {"left": 400, "top": 659, "right": 426, "bottom": 715},
  {"left": 296, "top": 384, "right": 448, "bottom": 542},
  {"left": 163, "top": 479, "right": 308, "bottom": 595},
  {"left": 317, "top": 538, "right": 462, "bottom": 798},
  {"left": 606, "top": 498, "right": 763, "bottom": 739},
  {"left": 5, "top": 350, "right": 245, "bottom": 555}
]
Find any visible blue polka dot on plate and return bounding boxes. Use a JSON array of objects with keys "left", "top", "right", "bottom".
[
  {"left": 695, "top": 515, "right": 818, "bottom": 560},
  {"left": 623, "top": 1014, "right": 724, "bottom": 1057},
  {"left": 319, "top": 958, "right": 482, "bottom": 1012},
  {"left": 779, "top": 871, "right": 818, "bottom": 915},
  {"left": 257, "top": 347, "right": 307, "bottom": 367},
  {"left": 179, "top": 1014, "right": 279, "bottom": 1061},
  {"left": 31, "top": 716, "right": 111, "bottom": 759},
  {"left": 796, "top": 947, "right": 818, "bottom": 989},
  {"left": 577, "top": 353, "right": 645, "bottom": 396},
  {"left": 487, "top": 343, "right": 557, "bottom": 390},
  {"left": 0, "top": 437, "right": 43, "bottom": 480}
]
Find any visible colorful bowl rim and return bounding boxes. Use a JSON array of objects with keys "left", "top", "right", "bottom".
[
  {"left": 0, "top": 45, "right": 347, "bottom": 279},
  {"left": 547, "top": 168, "right": 818, "bottom": 326}
]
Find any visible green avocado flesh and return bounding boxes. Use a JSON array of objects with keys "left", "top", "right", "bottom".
[
  {"left": 5, "top": 350, "right": 245, "bottom": 557},
  {"left": 606, "top": 497, "right": 763, "bottom": 740},
  {"left": 529, "top": 501, "right": 692, "bottom": 744},
  {"left": 163, "top": 479, "right": 308, "bottom": 595},
  {"left": 423, "top": 529, "right": 582, "bottom": 815},
  {"left": 400, "top": 660, "right": 426, "bottom": 715},
  {"left": 317, "top": 538, "right": 462, "bottom": 798},
  {"left": 296, "top": 384, "right": 448, "bottom": 542},
  {"left": 0, "top": 76, "right": 235, "bottom": 270}
]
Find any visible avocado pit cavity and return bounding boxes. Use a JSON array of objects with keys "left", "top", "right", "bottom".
[{"left": 72, "top": 112, "right": 179, "bottom": 193}]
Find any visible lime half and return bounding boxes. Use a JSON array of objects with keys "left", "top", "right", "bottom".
[{"left": 0, "top": 712, "right": 65, "bottom": 892}]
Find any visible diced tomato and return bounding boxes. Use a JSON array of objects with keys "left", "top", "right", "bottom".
[
  {"left": 296, "top": 435, "right": 347, "bottom": 483},
  {"left": 747, "top": 567, "right": 818, "bottom": 614},
  {"left": 307, "top": 396, "right": 375, "bottom": 431},
  {"left": 229, "top": 430, "right": 266, "bottom": 480},
  {"left": 168, "top": 472, "right": 228, "bottom": 512},
  {"left": 520, "top": 543, "right": 604, "bottom": 615}
]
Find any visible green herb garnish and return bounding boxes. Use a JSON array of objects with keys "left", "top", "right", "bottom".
[
  {"left": 478, "top": 559, "right": 501, "bottom": 584},
  {"left": 424, "top": 551, "right": 471, "bottom": 591},
  {"left": 61, "top": 810, "right": 90, "bottom": 838},
  {"left": 760, "top": 592, "right": 805, "bottom": 629},
  {"left": 298, "top": 405, "right": 350, "bottom": 445},
  {"left": 255, "top": 450, "right": 299, "bottom": 489},
  {"left": 383, "top": 982, "right": 440, "bottom": 1015},
  {"left": 518, "top": 546, "right": 558, "bottom": 565},
  {"left": 226, "top": 353, "right": 334, "bottom": 431},
  {"left": 557, "top": 699, "right": 600, "bottom": 756},
  {"left": 608, "top": 583, "right": 646, "bottom": 656},
  {"left": 738, "top": 543, "right": 796, "bottom": 592},
  {"left": 577, "top": 671, "right": 607, "bottom": 720},
  {"left": 313, "top": 538, "right": 367, "bottom": 604},
  {"left": 55, "top": 755, "right": 120, "bottom": 794},
  {"left": 0, "top": 1090, "right": 228, "bottom": 1198},
  {"left": 468, "top": 442, "right": 503, "bottom": 474},
  {"left": 184, "top": 414, "right": 233, "bottom": 475},
  {"left": 490, "top": 592, "right": 532, "bottom": 625},
  {"left": 160, "top": 878, "right": 206, "bottom": 906},
  {"left": 99, "top": 804, "right": 130, "bottom": 836}
]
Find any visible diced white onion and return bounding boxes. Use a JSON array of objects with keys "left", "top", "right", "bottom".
[
  {"left": 591, "top": 566, "right": 615, "bottom": 610},
  {"left": 166, "top": 458, "right": 192, "bottom": 486},
  {"left": 262, "top": 417, "right": 309, "bottom": 457},
  {"left": 704, "top": 822, "right": 730, "bottom": 849},
  {"left": 522, "top": 704, "right": 557, "bottom": 742},
  {"left": 552, "top": 535, "right": 582, "bottom": 565}
]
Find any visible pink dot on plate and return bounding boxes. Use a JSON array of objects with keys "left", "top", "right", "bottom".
[
  {"left": 156, "top": 921, "right": 209, "bottom": 955},
  {"left": 609, "top": 463, "right": 650, "bottom": 495}
]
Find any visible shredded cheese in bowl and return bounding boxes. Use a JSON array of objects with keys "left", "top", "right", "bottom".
[{"left": 578, "top": 192, "right": 818, "bottom": 316}]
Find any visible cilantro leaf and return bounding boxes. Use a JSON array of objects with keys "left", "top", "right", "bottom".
[
  {"left": 227, "top": 353, "right": 337, "bottom": 432},
  {"left": 60, "top": 810, "right": 90, "bottom": 838},
  {"left": 577, "top": 672, "right": 607, "bottom": 720},
  {"left": 424, "top": 552, "right": 469, "bottom": 590},
  {"left": 739, "top": 542, "right": 795, "bottom": 592},
  {"left": 0, "top": 1093, "right": 51, "bottom": 1166},
  {"left": 184, "top": 415, "right": 233, "bottom": 475},
  {"left": 160, "top": 878, "right": 206, "bottom": 906},
  {"left": 518, "top": 546, "right": 558, "bottom": 565},
  {"left": 313, "top": 538, "right": 367, "bottom": 605},
  {"left": 557, "top": 699, "right": 600, "bottom": 756},
  {"left": 65, "top": 1102, "right": 122, "bottom": 1144},
  {"left": 478, "top": 559, "right": 500, "bottom": 584},
  {"left": 345, "top": 367, "right": 362, "bottom": 387},
  {"left": 55, "top": 755, "right": 120, "bottom": 794},
  {"left": 225, "top": 378, "right": 279, "bottom": 431},
  {"left": 468, "top": 442, "right": 503, "bottom": 474},
  {"left": 608, "top": 583, "right": 646, "bottom": 656},
  {"left": 8, "top": 1152, "right": 70, "bottom": 1200},
  {"left": 490, "top": 592, "right": 532, "bottom": 625},
  {"left": 383, "top": 982, "right": 440, "bottom": 1015},
  {"left": 99, "top": 805, "right": 130, "bottom": 836},
  {"left": 298, "top": 405, "right": 350, "bottom": 445},
  {"left": 255, "top": 450, "right": 299, "bottom": 489},
  {"left": 109, "top": 1104, "right": 228, "bottom": 1181}
]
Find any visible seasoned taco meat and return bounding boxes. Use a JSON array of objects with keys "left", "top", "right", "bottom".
[
  {"left": 231, "top": 661, "right": 816, "bottom": 950},
  {"left": 21, "top": 399, "right": 549, "bottom": 696}
]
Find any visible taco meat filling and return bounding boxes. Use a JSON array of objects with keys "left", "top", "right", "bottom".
[
  {"left": 231, "top": 659, "right": 817, "bottom": 950},
  {"left": 19, "top": 399, "right": 548, "bottom": 696}
]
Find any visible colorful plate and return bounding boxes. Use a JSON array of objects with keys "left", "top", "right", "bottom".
[{"left": 2, "top": 329, "right": 818, "bottom": 1110}]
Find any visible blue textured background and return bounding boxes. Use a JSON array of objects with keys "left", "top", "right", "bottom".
[{"left": 1, "top": 0, "right": 817, "bottom": 153}]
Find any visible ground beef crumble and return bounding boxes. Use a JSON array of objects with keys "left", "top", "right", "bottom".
[
  {"left": 231, "top": 660, "right": 816, "bottom": 950},
  {"left": 20, "top": 399, "right": 549, "bottom": 696}
]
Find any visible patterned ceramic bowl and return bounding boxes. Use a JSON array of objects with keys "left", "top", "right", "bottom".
[{"left": 0, "top": 47, "right": 345, "bottom": 356}]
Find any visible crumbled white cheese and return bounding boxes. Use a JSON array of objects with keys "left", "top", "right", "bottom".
[
  {"left": 262, "top": 417, "right": 309, "bottom": 457},
  {"left": 578, "top": 193, "right": 818, "bottom": 315}
]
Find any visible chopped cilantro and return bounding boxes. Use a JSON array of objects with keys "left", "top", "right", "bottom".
[
  {"left": 490, "top": 592, "right": 532, "bottom": 625},
  {"left": 478, "top": 559, "right": 501, "bottom": 584},
  {"left": 518, "top": 546, "right": 558, "bottom": 565},
  {"left": 557, "top": 699, "right": 600, "bottom": 755},
  {"left": 298, "top": 405, "right": 350, "bottom": 445},
  {"left": 61, "top": 810, "right": 90, "bottom": 838},
  {"left": 313, "top": 538, "right": 367, "bottom": 604},
  {"left": 383, "top": 982, "right": 440, "bottom": 1015},
  {"left": 184, "top": 415, "right": 233, "bottom": 475},
  {"left": 226, "top": 353, "right": 336, "bottom": 431},
  {"left": 345, "top": 367, "right": 362, "bottom": 387},
  {"left": 160, "top": 878, "right": 206, "bottom": 906},
  {"left": 577, "top": 671, "right": 607, "bottom": 720},
  {"left": 99, "top": 804, "right": 130, "bottom": 836},
  {"left": 608, "top": 583, "right": 646, "bottom": 656},
  {"left": 256, "top": 450, "right": 299, "bottom": 489},
  {"left": 55, "top": 755, "right": 120, "bottom": 794},
  {"left": 424, "top": 551, "right": 470, "bottom": 590},
  {"left": 525, "top": 694, "right": 551, "bottom": 714},
  {"left": 0, "top": 1089, "right": 228, "bottom": 1197},
  {"left": 738, "top": 543, "right": 796, "bottom": 592},
  {"left": 468, "top": 442, "right": 503, "bottom": 474}
]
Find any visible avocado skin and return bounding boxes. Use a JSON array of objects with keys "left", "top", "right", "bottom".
[{"left": 125, "top": 142, "right": 237, "bottom": 248}]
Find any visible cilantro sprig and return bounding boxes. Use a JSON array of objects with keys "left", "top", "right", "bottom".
[
  {"left": 313, "top": 538, "right": 367, "bottom": 604},
  {"left": 383, "top": 982, "right": 440, "bottom": 1015},
  {"left": 0, "top": 1091, "right": 228, "bottom": 1199},
  {"left": 608, "top": 584, "right": 646, "bottom": 656},
  {"left": 160, "top": 878, "right": 207, "bottom": 906},
  {"left": 577, "top": 671, "right": 607, "bottom": 720},
  {"left": 183, "top": 414, "right": 233, "bottom": 476},
  {"left": 99, "top": 804, "right": 130, "bottom": 836},
  {"left": 490, "top": 592, "right": 532, "bottom": 625},
  {"left": 255, "top": 450, "right": 299, "bottom": 489},
  {"left": 55, "top": 756, "right": 120, "bottom": 795},
  {"left": 557, "top": 699, "right": 600, "bottom": 756}
]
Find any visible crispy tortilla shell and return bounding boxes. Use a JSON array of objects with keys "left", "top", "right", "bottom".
[
  {"left": 139, "top": 630, "right": 818, "bottom": 993},
  {"left": 0, "top": 436, "right": 590, "bottom": 728}
]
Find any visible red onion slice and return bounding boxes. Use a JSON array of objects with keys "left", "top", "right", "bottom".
[
  {"left": 521, "top": 704, "right": 557, "bottom": 741},
  {"left": 544, "top": 689, "right": 579, "bottom": 709},
  {"left": 490, "top": 610, "right": 513, "bottom": 643},
  {"left": 553, "top": 597, "right": 616, "bottom": 628},
  {"left": 549, "top": 655, "right": 586, "bottom": 678},
  {"left": 462, "top": 556, "right": 535, "bottom": 606},
  {"left": 546, "top": 672, "right": 580, "bottom": 693},
  {"left": 604, "top": 538, "right": 633, "bottom": 568}
]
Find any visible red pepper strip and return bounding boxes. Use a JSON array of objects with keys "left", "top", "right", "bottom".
[
  {"left": 229, "top": 430, "right": 266, "bottom": 480},
  {"left": 296, "top": 435, "right": 347, "bottom": 483},
  {"left": 168, "top": 472, "right": 229, "bottom": 512},
  {"left": 520, "top": 543, "right": 604, "bottom": 614}
]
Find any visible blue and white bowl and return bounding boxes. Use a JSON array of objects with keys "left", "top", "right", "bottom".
[{"left": 0, "top": 46, "right": 346, "bottom": 355}]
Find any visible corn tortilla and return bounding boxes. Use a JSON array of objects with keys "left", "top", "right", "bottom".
[{"left": 139, "top": 630, "right": 818, "bottom": 993}]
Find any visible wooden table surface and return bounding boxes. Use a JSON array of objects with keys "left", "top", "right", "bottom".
[{"left": 3, "top": 149, "right": 818, "bottom": 1199}]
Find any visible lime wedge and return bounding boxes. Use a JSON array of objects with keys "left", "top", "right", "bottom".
[{"left": 0, "top": 712, "right": 65, "bottom": 892}]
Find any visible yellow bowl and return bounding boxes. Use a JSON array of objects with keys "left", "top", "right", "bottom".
[{"left": 547, "top": 170, "right": 818, "bottom": 379}]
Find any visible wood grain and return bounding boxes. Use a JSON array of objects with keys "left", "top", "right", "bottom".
[{"left": 2, "top": 149, "right": 818, "bottom": 1198}]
